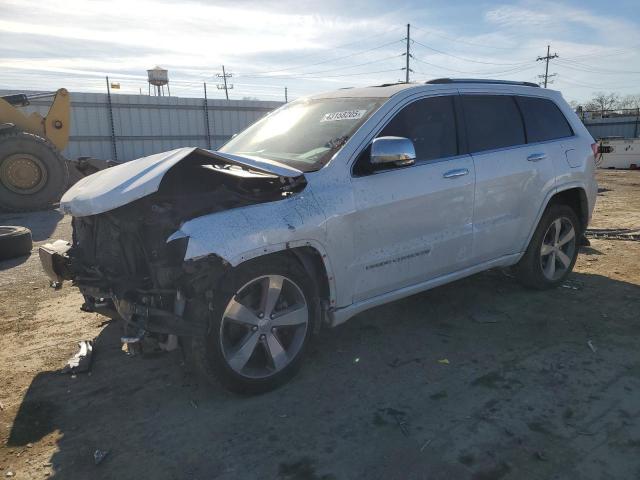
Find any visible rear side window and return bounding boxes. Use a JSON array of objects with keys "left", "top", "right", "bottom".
[
  {"left": 378, "top": 95, "right": 458, "bottom": 161},
  {"left": 516, "top": 96, "right": 573, "bottom": 143},
  {"left": 461, "top": 95, "right": 525, "bottom": 153}
]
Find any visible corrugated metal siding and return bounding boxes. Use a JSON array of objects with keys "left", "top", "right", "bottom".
[
  {"left": 1, "top": 90, "right": 282, "bottom": 162},
  {"left": 582, "top": 116, "right": 640, "bottom": 140}
]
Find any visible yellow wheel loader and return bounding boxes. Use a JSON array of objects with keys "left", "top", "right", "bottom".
[{"left": 0, "top": 89, "right": 115, "bottom": 212}]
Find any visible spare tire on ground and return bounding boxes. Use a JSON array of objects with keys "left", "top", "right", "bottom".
[
  {"left": 0, "top": 226, "right": 33, "bottom": 260},
  {"left": 0, "top": 130, "right": 69, "bottom": 212}
]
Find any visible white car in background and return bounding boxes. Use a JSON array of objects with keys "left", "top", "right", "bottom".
[{"left": 40, "top": 78, "right": 598, "bottom": 393}]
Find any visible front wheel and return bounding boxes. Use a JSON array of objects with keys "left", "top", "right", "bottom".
[
  {"left": 514, "top": 204, "right": 580, "bottom": 290},
  {"left": 191, "top": 255, "right": 316, "bottom": 394}
]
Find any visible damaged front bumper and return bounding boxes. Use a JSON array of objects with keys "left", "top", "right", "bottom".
[{"left": 38, "top": 240, "right": 214, "bottom": 338}]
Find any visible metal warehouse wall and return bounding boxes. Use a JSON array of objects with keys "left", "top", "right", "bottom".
[
  {"left": 1, "top": 90, "right": 283, "bottom": 162},
  {"left": 582, "top": 115, "right": 640, "bottom": 140}
]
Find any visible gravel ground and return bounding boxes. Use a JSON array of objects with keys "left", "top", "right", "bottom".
[{"left": 1, "top": 170, "right": 639, "bottom": 480}]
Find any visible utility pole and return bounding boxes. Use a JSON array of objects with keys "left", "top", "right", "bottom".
[
  {"left": 285, "top": 87, "right": 288, "bottom": 103},
  {"left": 405, "top": 23, "right": 411, "bottom": 83},
  {"left": 216, "top": 65, "right": 233, "bottom": 100},
  {"left": 105, "top": 76, "right": 118, "bottom": 162},
  {"left": 537, "top": 45, "right": 558, "bottom": 88},
  {"left": 203, "top": 82, "right": 212, "bottom": 149}
]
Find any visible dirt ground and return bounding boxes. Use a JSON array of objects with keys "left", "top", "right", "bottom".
[{"left": 1, "top": 170, "right": 639, "bottom": 480}]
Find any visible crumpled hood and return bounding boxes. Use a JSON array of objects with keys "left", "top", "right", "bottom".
[{"left": 60, "top": 147, "right": 303, "bottom": 217}]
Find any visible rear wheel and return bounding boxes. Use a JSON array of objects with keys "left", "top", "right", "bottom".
[
  {"left": 191, "top": 255, "right": 316, "bottom": 394},
  {"left": 0, "top": 131, "right": 69, "bottom": 212},
  {"left": 514, "top": 204, "right": 580, "bottom": 289}
]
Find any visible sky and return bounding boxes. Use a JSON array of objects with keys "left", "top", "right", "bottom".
[{"left": 1, "top": 0, "right": 639, "bottom": 104}]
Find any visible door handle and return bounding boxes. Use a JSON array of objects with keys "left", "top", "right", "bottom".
[
  {"left": 527, "top": 153, "right": 547, "bottom": 162},
  {"left": 443, "top": 168, "right": 469, "bottom": 179}
]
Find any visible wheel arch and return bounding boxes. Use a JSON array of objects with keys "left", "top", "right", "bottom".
[
  {"left": 521, "top": 184, "right": 589, "bottom": 256},
  {"left": 217, "top": 241, "right": 336, "bottom": 326},
  {"left": 548, "top": 186, "right": 589, "bottom": 232}
]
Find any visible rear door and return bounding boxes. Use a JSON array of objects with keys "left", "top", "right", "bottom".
[
  {"left": 515, "top": 95, "right": 576, "bottom": 171},
  {"left": 348, "top": 94, "right": 475, "bottom": 303},
  {"left": 461, "top": 94, "right": 557, "bottom": 262}
]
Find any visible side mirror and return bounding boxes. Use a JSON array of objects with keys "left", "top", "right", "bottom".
[{"left": 370, "top": 136, "right": 416, "bottom": 167}]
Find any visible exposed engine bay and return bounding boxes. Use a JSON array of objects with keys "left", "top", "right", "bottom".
[{"left": 44, "top": 149, "right": 306, "bottom": 342}]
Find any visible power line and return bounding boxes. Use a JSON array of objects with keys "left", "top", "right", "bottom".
[
  {"left": 262, "top": 68, "right": 404, "bottom": 80},
  {"left": 562, "top": 44, "right": 640, "bottom": 62},
  {"left": 243, "top": 27, "right": 405, "bottom": 72},
  {"left": 554, "top": 58, "right": 640, "bottom": 75},
  {"left": 410, "top": 55, "right": 538, "bottom": 76},
  {"left": 410, "top": 25, "right": 537, "bottom": 51},
  {"left": 537, "top": 45, "right": 558, "bottom": 88},
  {"left": 243, "top": 39, "right": 404, "bottom": 76},
  {"left": 412, "top": 38, "right": 532, "bottom": 66},
  {"left": 554, "top": 74, "right": 638, "bottom": 90},
  {"left": 243, "top": 53, "right": 403, "bottom": 79}
]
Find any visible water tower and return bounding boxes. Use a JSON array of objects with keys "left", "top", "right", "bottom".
[{"left": 147, "top": 66, "right": 170, "bottom": 96}]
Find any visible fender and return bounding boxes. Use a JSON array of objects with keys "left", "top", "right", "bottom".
[
  {"left": 520, "top": 181, "right": 588, "bottom": 255},
  {"left": 168, "top": 187, "right": 338, "bottom": 306}
]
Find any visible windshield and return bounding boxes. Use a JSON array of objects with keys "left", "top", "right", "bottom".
[{"left": 219, "top": 97, "right": 385, "bottom": 172}]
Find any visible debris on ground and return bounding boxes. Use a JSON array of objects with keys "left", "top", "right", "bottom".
[
  {"left": 93, "top": 449, "right": 109, "bottom": 465},
  {"left": 471, "top": 308, "right": 510, "bottom": 324},
  {"left": 535, "top": 451, "right": 547, "bottom": 461},
  {"left": 388, "top": 412, "right": 409, "bottom": 437},
  {"left": 62, "top": 340, "right": 94, "bottom": 374},
  {"left": 437, "top": 358, "right": 450, "bottom": 365},
  {"left": 387, "top": 357, "right": 422, "bottom": 368},
  {"left": 587, "top": 340, "right": 597, "bottom": 353},
  {"left": 420, "top": 439, "right": 433, "bottom": 452}
]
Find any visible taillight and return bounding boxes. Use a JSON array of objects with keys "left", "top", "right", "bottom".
[{"left": 591, "top": 143, "right": 598, "bottom": 156}]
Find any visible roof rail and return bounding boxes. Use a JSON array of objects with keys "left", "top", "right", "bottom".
[{"left": 426, "top": 78, "right": 540, "bottom": 88}]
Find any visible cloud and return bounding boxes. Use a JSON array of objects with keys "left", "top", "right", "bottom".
[
  {"left": 485, "top": 1, "right": 640, "bottom": 44},
  {"left": 0, "top": 0, "right": 638, "bottom": 102}
]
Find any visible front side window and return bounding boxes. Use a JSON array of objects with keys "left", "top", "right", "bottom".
[
  {"left": 461, "top": 95, "right": 525, "bottom": 153},
  {"left": 516, "top": 96, "right": 573, "bottom": 143},
  {"left": 219, "top": 97, "right": 385, "bottom": 172},
  {"left": 378, "top": 95, "right": 458, "bottom": 161}
]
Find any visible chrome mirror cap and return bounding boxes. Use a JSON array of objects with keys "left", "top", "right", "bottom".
[{"left": 370, "top": 136, "right": 416, "bottom": 167}]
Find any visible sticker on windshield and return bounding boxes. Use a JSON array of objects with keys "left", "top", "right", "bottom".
[{"left": 321, "top": 109, "right": 367, "bottom": 122}]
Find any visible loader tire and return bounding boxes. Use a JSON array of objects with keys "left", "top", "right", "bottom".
[
  {"left": 0, "top": 131, "right": 69, "bottom": 212},
  {"left": 0, "top": 226, "right": 32, "bottom": 261}
]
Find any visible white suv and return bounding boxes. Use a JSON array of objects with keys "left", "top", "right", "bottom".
[{"left": 40, "top": 78, "right": 598, "bottom": 393}]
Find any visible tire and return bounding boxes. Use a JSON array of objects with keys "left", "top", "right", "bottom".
[
  {"left": 0, "top": 131, "right": 69, "bottom": 212},
  {"left": 191, "top": 255, "right": 317, "bottom": 394},
  {"left": 0, "top": 226, "right": 33, "bottom": 261},
  {"left": 514, "top": 204, "right": 580, "bottom": 290}
]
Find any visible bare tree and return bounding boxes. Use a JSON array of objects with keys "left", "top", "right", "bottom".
[
  {"left": 584, "top": 92, "right": 620, "bottom": 113},
  {"left": 618, "top": 94, "right": 640, "bottom": 110}
]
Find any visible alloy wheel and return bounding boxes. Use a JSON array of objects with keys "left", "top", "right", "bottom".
[
  {"left": 540, "top": 217, "right": 576, "bottom": 281},
  {"left": 219, "top": 274, "right": 309, "bottom": 379}
]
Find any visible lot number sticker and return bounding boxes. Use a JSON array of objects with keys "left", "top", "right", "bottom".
[{"left": 321, "top": 109, "right": 367, "bottom": 122}]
